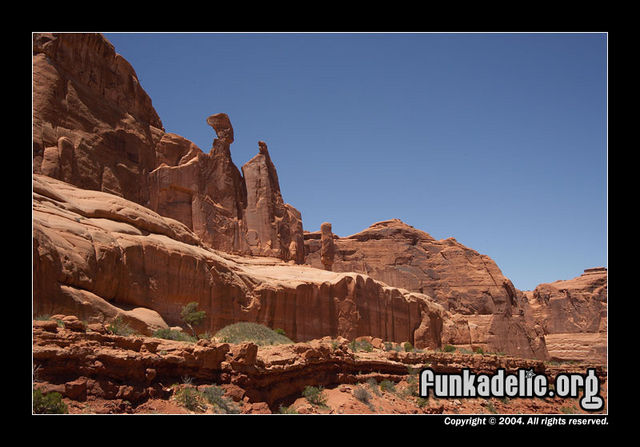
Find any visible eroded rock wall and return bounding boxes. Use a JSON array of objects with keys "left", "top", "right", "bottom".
[
  {"left": 33, "top": 174, "right": 445, "bottom": 348},
  {"left": 305, "top": 219, "right": 548, "bottom": 359},
  {"left": 33, "top": 32, "right": 303, "bottom": 263},
  {"left": 524, "top": 268, "right": 607, "bottom": 363}
]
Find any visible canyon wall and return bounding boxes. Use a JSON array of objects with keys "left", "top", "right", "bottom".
[
  {"left": 33, "top": 174, "right": 447, "bottom": 348},
  {"left": 33, "top": 32, "right": 303, "bottom": 263},
  {"left": 32, "top": 33, "right": 603, "bottom": 363},
  {"left": 305, "top": 219, "right": 548, "bottom": 359},
  {"left": 524, "top": 268, "right": 607, "bottom": 363}
]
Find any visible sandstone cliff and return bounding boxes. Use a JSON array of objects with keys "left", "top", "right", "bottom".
[
  {"left": 33, "top": 32, "right": 303, "bottom": 263},
  {"left": 305, "top": 219, "right": 548, "bottom": 360},
  {"left": 33, "top": 174, "right": 449, "bottom": 349},
  {"left": 524, "top": 268, "right": 607, "bottom": 363}
]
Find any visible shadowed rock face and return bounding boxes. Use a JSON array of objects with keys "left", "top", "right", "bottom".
[
  {"left": 33, "top": 32, "right": 303, "bottom": 264},
  {"left": 305, "top": 219, "right": 549, "bottom": 360}
]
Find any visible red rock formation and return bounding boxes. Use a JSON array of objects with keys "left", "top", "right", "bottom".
[
  {"left": 524, "top": 268, "right": 607, "bottom": 363},
  {"left": 320, "top": 222, "right": 335, "bottom": 271},
  {"left": 33, "top": 32, "right": 164, "bottom": 206},
  {"left": 241, "top": 141, "right": 304, "bottom": 263},
  {"left": 34, "top": 323, "right": 569, "bottom": 411},
  {"left": 33, "top": 175, "right": 446, "bottom": 348},
  {"left": 305, "top": 219, "right": 548, "bottom": 360},
  {"left": 33, "top": 32, "right": 303, "bottom": 264}
]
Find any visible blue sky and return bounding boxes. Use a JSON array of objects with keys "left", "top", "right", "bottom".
[{"left": 104, "top": 32, "right": 607, "bottom": 291}]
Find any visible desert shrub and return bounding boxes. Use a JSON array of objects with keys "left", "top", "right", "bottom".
[
  {"left": 202, "top": 385, "right": 240, "bottom": 414},
  {"left": 34, "top": 314, "right": 51, "bottom": 321},
  {"left": 366, "top": 378, "right": 381, "bottom": 396},
  {"left": 33, "top": 388, "right": 68, "bottom": 414},
  {"left": 197, "top": 332, "right": 212, "bottom": 341},
  {"left": 152, "top": 328, "right": 197, "bottom": 343},
  {"left": 403, "top": 342, "right": 414, "bottom": 352},
  {"left": 214, "top": 322, "right": 293, "bottom": 346},
  {"left": 180, "top": 302, "right": 206, "bottom": 336},
  {"left": 274, "top": 328, "right": 287, "bottom": 337},
  {"left": 486, "top": 401, "right": 498, "bottom": 414},
  {"left": 379, "top": 380, "right": 396, "bottom": 393},
  {"left": 403, "top": 376, "right": 419, "bottom": 397},
  {"left": 353, "top": 386, "right": 371, "bottom": 404},
  {"left": 383, "top": 342, "right": 393, "bottom": 351},
  {"left": 474, "top": 347, "right": 485, "bottom": 355},
  {"left": 349, "top": 339, "right": 373, "bottom": 352},
  {"left": 560, "top": 405, "right": 577, "bottom": 414},
  {"left": 302, "top": 386, "right": 327, "bottom": 407},
  {"left": 443, "top": 344, "right": 456, "bottom": 353},
  {"left": 416, "top": 397, "right": 429, "bottom": 408},
  {"left": 174, "top": 387, "right": 205, "bottom": 412},
  {"left": 106, "top": 317, "right": 136, "bottom": 336},
  {"left": 278, "top": 405, "right": 298, "bottom": 414}
]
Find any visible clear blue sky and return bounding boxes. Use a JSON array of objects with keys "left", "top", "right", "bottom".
[{"left": 104, "top": 32, "right": 607, "bottom": 291}]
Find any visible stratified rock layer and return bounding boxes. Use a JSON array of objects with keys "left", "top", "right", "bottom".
[
  {"left": 305, "top": 219, "right": 548, "bottom": 360},
  {"left": 33, "top": 32, "right": 303, "bottom": 263},
  {"left": 524, "top": 268, "right": 607, "bottom": 363},
  {"left": 33, "top": 175, "right": 446, "bottom": 348},
  {"left": 34, "top": 323, "right": 567, "bottom": 411}
]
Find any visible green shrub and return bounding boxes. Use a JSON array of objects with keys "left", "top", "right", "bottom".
[
  {"left": 474, "top": 347, "right": 485, "bottom": 355},
  {"left": 403, "top": 342, "right": 414, "bottom": 352},
  {"left": 367, "top": 378, "right": 381, "bottom": 396},
  {"left": 278, "top": 405, "right": 298, "bottom": 414},
  {"left": 214, "top": 322, "right": 293, "bottom": 346},
  {"left": 34, "top": 314, "right": 51, "bottom": 321},
  {"left": 379, "top": 380, "right": 396, "bottom": 393},
  {"left": 180, "top": 302, "right": 206, "bottom": 336},
  {"left": 202, "top": 385, "right": 240, "bottom": 414},
  {"left": 197, "top": 332, "right": 212, "bottom": 341},
  {"left": 443, "top": 344, "right": 456, "bottom": 353},
  {"left": 174, "top": 387, "right": 205, "bottom": 412},
  {"left": 383, "top": 342, "right": 393, "bottom": 351},
  {"left": 416, "top": 397, "right": 429, "bottom": 408},
  {"left": 33, "top": 388, "right": 68, "bottom": 414},
  {"left": 353, "top": 386, "right": 371, "bottom": 404},
  {"left": 274, "top": 328, "right": 287, "bottom": 337},
  {"left": 152, "top": 328, "right": 197, "bottom": 343},
  {"left": 403, "top": 376, "right": 419, "bottom": 397},
  {"left": 302, "top": 386, "right": 327, "bottom": 407},
  {"left": 349, "top": 339, "right": 373, "bottom": 352},
  {"left": 106, "top": 317, "right": 136, "bottom": 336}
]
